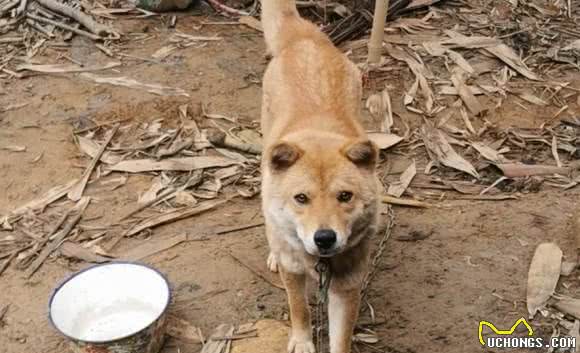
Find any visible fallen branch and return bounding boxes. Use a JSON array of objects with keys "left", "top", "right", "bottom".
[
  {"left": 35, "top": 0, "right": 114, "bottom": 37},
  {"left": 26, "top": 13, "right": 101, "bottom": 41}
]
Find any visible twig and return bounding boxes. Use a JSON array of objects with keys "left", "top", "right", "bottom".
[
  {"left": 215, "top": 221, "right": 264, "bottom": 235},
  {"left": 228, "top": 252, "right": 285, "bottom": 290},
  {"left": 25, "top": 198, "right": 90, "bottom": 279},
  {"left": 26, "top": 13, "right": 101, "bottom": 41},
  {"left": 68, "top": 124, "right": 119, "bottom": 201}
]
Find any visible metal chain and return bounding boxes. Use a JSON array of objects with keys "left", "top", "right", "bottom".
[
  {"left": 315, "top": 259, "right": 331, "bottom": 353},
  {"left": 313, "top": 205, "right": 394, "bottom": 353},
  {"left": 361, "top": 204, "right": 395, "bottom": 302}
]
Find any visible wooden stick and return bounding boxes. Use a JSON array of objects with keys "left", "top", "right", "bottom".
[
  {"left": 68, "top": 124, "right": 119, "bottom": 201},
  {"left": 26, "top": 13, "right": 101, "bottom": 41},
  {"left": 382, "top": 195, "right": 435, "bottom": 208},
  {"left": 368, "top": 0, "right": 389, "bottom": 64}
]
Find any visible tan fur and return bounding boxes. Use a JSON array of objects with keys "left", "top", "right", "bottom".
[{"left": 260, "top": 0, "right": 380, "bottom": 352}]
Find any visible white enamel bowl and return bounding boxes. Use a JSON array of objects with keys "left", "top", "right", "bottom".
[{"left": 49, "top": 262, "right": 170, "bottom": 349}]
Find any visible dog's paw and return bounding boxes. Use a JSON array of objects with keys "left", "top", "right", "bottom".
[
  {"left": 288, "top": 336, "right": 315, "bottom": 353},
  {"left": 267, "top": 252, "right": 279, "bottom": 273}
]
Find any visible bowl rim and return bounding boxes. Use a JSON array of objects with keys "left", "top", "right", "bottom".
[{"left": 48, "top": 260, "right": 171, "bottom": 344}]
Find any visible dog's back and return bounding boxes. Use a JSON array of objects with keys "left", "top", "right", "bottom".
[{"left": 260, "top": 0, "right": 365, "bottom": 146}]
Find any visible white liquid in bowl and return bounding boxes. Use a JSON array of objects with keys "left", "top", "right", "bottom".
[{"left": 50, "top": 263, "right": 170, "bottom": 342}]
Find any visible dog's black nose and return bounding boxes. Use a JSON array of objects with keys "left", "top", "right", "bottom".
[{"left": 314, "top": 229, "right": 337, "bottom": 250}]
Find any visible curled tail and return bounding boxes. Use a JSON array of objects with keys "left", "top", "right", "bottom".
[{"left": 260, "top": 0, "right": 301, "bottom": 56}]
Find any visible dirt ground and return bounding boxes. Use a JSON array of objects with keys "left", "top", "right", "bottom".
[{"left": 1, "top": 4, "right": 580, "bottom": 353}]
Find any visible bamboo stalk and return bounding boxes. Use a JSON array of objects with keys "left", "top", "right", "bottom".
[{"left": 367, "top": 0, "right": 389, "bottom": 64}]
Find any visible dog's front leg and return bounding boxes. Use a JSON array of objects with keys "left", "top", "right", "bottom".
[
  {"left": 328, "top": 286, "right": 361, "bottom": 353},
  {"left": 280, "top": 267, "right": 315, "bottom": 353}
]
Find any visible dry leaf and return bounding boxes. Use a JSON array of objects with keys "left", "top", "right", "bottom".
[
  {"left": 387, "top": 161, "right": 416, "bottom": 197},
  {"left": 60, "top": 241, "right": 110, "bottom": 263},
  {"left": 385, "top": 44, "right": 434, "bottom": 112},
  {"left": 120, "top": 233, "right": 188, "bottom": 260},
  {"left": 553, "top": 296, "right": 580, "bottom": 320},
  {"left": 167, "top": 315, "right": 202, "bottom": 343},
  {"left": 366, "top": 88, "right": 393, "bottom": 133},
  {"left": 471, "top": 142, "right": 506, "bottom": 164},
  {"left": 353, "top": 333, "right": 379, "bottom": 344},
  {"left": 139, "top": 177, "right": 167, "bottom": 204},
  {"left": 107, "top": 156, "right": 238, "bottom": 173},
  {"left": 80, "top": 73, "right": 189, "bottom": 97},
  {"left": 239, "top": 16, "right": 263, "bottom": 32},
  {"left": 527, "top": 243, "right": 562, "bottom": 318},
  {"left": 516, "top": 92, "right": 548, "bottom": 106},
  {"left": 496, "top": 163, "right": 570, "bottom": 177},
  {"left": 126, "top": 199, "right": 226, "bottom": 236},
  {"left": 17, "top": 62, "right": 120, "bottom": 73},
  {"left": 174, "top": 191, "right": 197, "bottom": 206},
  {"left": 202, "top": 324, "right": 235, "bottom": 353},
  {"left": 76, "top": 135, "right": 121, "bottom": 164},
  {"left": 561, "top": 261, "right": 577, "bottom": 276},
  {"left": 451, "top": 70, "right": 484, "bottom": 116},
  {"left": 421, "top": 122, "right": 479, "bottom": 178},
  {"left": 367, "top": 132, "right": 403, "bottom": 150},
  {"left": 0, "top": 145, "right": 26, "bottom": 152}
]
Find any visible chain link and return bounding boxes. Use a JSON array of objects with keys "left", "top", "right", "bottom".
[
  {"left": 315, "top": 259, "right": 331, "bottom": 353},
  {"left": 313, "top": 204, "right": 395, "bottom": 353},
  {"left": 361, "top": 204, "right": 395, "bottom": 302}
]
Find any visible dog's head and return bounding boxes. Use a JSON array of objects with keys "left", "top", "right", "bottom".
[{"left": 264, "top": 133, "right": 379, "bottom": 257}]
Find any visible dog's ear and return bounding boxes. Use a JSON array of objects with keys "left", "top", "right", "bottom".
[
  {"left": 342, "top": 139, "right": 378, "bottom": 169},
  {"left": 269, "top": 142, "right": 302, "bottom": 171}
]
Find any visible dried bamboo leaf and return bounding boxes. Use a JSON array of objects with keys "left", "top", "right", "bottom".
[
  {"left": 167, "top": 315, "right": 203, "bottom": 343},
  {"left": 126, "top": 199, "right": 226, "bottom": 236},
  {"left": 80, "top": 73, "right": 189, "bottom": 97},
  {"left": 366, "top": 88, "right": 393, "bottom": 133},
  {"left": 119, "top": 233, "right": 188, "bottom": 260},
  {"left": 107, "top": 156, "right": 237, "bottom": 173},
  {"left": 0, "top": 145, "right": 26, "bottom": 152},
  {"left": 451, "top": 70, "right": 484, "bottom": 116},
  {"left": 76, "top": 135, "right": 121, "bottom": 164},
  {"left": 60, "top": 241, "right": 110, "bottom": 263},
  {"left": 385, "top": 44, "right": 434, "bottom": 112},
  {"left": 17, "top": 62, "right": 120, "bottom": 73},
  {"left": 553, "top": 296, "right": 580, "bottom": 320},
  {"left": 387, "top": 161, "right": 416, "bottom": 197},
  {"left": 421, "top": 122, "right": 479, "bottom": 178},
  {"left": 471, "top": 142, "right": 506, "bottom": 164},
  {"left": 496, "top": 163, "right": 570, "bottom": 177},
  {"left": 367, "top": 132, "right": 403, "bottom": 150},
  {"left": 239, "top": 16, "right": 262, "bottom": 32},
  {"left": 527, "top": 243, "right": 562, "bottom": 318}
]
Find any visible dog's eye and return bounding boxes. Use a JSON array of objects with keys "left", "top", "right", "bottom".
[
  {"left": 294, "top": 193, "right": 309, "bottom": 204},
  {"left": 337, "top": 191, "right": 353, "bottom": 203}
]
